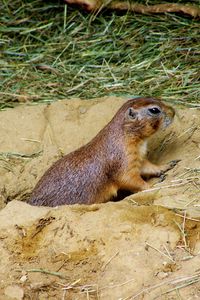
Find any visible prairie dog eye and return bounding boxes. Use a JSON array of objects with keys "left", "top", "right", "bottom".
[{"left": 148, "top": 107, "right": 161, "bottom": 115}]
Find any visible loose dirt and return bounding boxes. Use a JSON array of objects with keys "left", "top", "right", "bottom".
[{"left": 0, "top": 97, "right": 199, "bottom": 299}]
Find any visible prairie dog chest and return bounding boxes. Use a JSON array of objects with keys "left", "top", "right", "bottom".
[{"left": 139, "top": 140, "right": 148, "bottom": 158}]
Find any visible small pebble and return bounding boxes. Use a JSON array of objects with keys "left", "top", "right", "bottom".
[
  {"left": 156, "top": 271, "right": 169, "bottom": 279},
  {"left": 20, "top": 275, "right": 28, "bottom": 283}
]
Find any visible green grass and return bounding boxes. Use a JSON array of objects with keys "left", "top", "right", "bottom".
[{"left": 0, "top": 0, "right": 200, "bottom": 108}]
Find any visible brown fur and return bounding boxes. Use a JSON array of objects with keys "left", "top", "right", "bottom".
[{"left": 28, "top": 97, "right": 175, "bottom": 207}]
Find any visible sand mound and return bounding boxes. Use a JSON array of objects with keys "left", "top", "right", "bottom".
[{"left": 0, "top": 97, "right": 199, "bottom": 299}]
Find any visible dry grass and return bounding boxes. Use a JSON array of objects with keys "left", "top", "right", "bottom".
[{"left": 0, "top": 0, "right": 200, "bottom": 109}]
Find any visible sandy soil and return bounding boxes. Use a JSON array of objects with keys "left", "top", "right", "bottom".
[{"left": 0, "top": 97, "right": 199, "bottom": 299}]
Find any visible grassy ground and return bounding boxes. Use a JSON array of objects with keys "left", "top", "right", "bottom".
[{"left": 0, "top": 0, "right": 199, "bottom": 109}]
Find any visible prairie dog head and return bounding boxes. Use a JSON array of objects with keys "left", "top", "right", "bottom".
[{"left": 122, "top": 97, "right": 175, "bottom": 138}]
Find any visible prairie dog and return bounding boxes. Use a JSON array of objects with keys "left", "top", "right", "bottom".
[{"left": 29, "top": 97, "right": 177, "bottom": 206}]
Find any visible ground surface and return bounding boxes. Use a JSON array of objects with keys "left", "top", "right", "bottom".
[{"left": 0, "top": 97, "right": 200, "bottom": 299}]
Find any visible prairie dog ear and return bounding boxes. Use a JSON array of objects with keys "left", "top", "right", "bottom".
[{"left": 126, "top": 107, "right": 137, "bottom": 120}]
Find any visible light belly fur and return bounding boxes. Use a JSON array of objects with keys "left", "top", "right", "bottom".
[{"left": 139, "top": 140, "right": 148, "bottom": 158}]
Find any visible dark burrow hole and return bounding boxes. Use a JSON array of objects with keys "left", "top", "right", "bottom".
[{"left": 111, "top": 189, "right": 132, "bottom": 202}]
